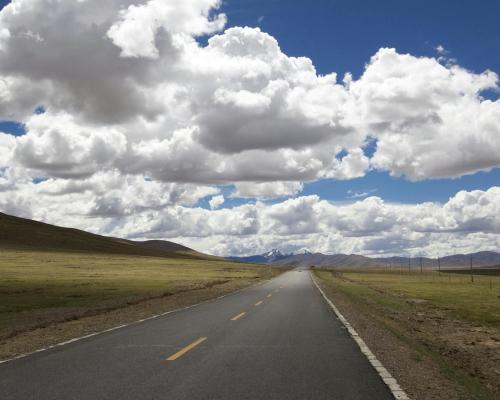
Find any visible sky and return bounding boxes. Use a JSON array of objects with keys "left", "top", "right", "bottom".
[{"left": 0, "top": 0, "right": 499, "bottom": 257}]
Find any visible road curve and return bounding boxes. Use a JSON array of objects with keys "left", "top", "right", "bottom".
[{"left": 0, "top": 269, "right": 393, "bottom": 399}]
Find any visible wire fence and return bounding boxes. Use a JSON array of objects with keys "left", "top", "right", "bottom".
[{"left": 376, "top": 261, "right": 500, "bottom": 292}]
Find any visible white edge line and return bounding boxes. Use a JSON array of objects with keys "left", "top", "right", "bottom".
[
  {"left": 310, "top": 271, "right": 411, "bottom": 400},
  {"left": 0, "top": 273, "right": 279, "bottom": 365}
]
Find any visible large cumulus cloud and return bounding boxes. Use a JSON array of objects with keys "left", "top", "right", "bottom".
[
  {"left": 2, "top": 0, "right": 497, "bottom": 186},
  {"left": 0, "top": 0, "right": 499, "bottom": 256},
  {"left": 353, "top": 48, "right": 500, "bottom": 179}
]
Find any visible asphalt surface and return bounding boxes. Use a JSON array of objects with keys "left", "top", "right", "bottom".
[{"left": 0, "top": 269, "right": 394, "bottom": 400}]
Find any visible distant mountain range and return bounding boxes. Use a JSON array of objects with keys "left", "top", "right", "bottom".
[
  {"left": 228, "top": 249, "right": 500, "bottom": 269},
  {"left": 227, "top": 248, "right": 293, "bottom": 264}
]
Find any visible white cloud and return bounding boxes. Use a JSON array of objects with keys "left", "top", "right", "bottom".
[
  {"left": 0, "top": 133, "right": 15, "bottom": 168},
  {"left": 107, "top": 0, "right": 226, "bottom": 59},
  {"left": 14, "top": 112, "right": 127, "bottom": 178},
  {"left": 350, "top": 48, "right": 500, "bottom": 179},
  {"left": 347, "top": 189, "right": 376, "bottom": 199},
  {"left": 435, "top": 44, "right": 446, "bottom": 54},
  {"left": 233, "top": 181, "right": 303, "bottom": 198},
  {"left": 326, "top": 148, "right": 370, "bottom": 179},
  {"left": 0, "top": 173, "right": 498, "bottom": 257},
  {"left": 209, "top": 194, "right": 225, "bottom": 209}
]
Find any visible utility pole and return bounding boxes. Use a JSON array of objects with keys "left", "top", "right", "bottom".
[
  {"left": 408, "top": 257, "right": 411, "bottom": 274},
  {"left": 438, "top": 257, "right": 441, "bottom": 275},
  {"left": 420, "top": 257, "right": 423, "bottom": 273},
  {"left": 470, "top": 255, "right": 474, "bottom": 283}
]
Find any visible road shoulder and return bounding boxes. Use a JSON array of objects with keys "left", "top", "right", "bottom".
[
  {"left": 312, "top": 270, "right": 481, "bottom": 400},
  {"left": 311, "top": 271, "right": 410, "bottom": 400}
]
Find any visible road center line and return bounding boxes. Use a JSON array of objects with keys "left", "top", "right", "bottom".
[
  {"left": 231, "top": 312, "right": 246, "bottom": 321},
  {"left": 166, "top": 337, "right": 207, "bottom": 361},
  {"left": 267, "top": 293, "right": 272, "bottom": 298},
  {"left": 255, "top": 300, "right": 263, "bottom": 306}
]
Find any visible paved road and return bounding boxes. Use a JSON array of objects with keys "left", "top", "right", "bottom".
[{"left": 0, "top": 269, "right": 393, "bottom": 399}]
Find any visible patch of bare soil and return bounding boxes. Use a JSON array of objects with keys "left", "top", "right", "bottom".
[
  {"left": 0, "top": 278, "right": 262, "bottom": 361},
  {"left": 316, "top": 276, "right": 500, "bottom": 400},
  {"left": 404, "top": 304, "right": 500, "bottom": 395}
]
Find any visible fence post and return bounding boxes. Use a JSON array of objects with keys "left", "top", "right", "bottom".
[{"left": 470, "top": 255, "right": 474, "bottom": 283}]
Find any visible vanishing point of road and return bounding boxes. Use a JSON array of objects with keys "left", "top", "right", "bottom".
[{"left": 0, "top": 269, "right": 394, "bottom": 399}]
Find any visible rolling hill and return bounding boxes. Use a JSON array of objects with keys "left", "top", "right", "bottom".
[{"left": 0, "top": 211, "right": 209, "bottom": 259}]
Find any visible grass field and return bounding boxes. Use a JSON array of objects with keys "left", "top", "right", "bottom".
[
  {"left": 317, "top": 268, "right": 500, "bottom": 327},
  {"left": 0, "top": 249, "right": 280, "bottom": 339},
  {"left": 314, "top": 268, "right": 500, "bottom": 400}
]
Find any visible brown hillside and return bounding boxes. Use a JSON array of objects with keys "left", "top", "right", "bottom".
[{"left": 0, "top": 212, "right": 207, "bottom": 260}]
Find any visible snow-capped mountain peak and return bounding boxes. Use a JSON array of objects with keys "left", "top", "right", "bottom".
[
  {"left": 264, "top": 249, "right": 283, "bottom": 258},
  {"left": 297, "top": 249, "right": 312, "bottom": 255}
]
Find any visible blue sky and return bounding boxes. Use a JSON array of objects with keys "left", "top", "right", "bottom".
[{"left": 222, "top": 0, "right": 500, "bottom": 78}]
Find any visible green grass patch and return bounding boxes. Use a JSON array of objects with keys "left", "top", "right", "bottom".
[
  {"left": 332, "top": 269, "right": 500, "bottom": 328},
  {"left": 0, "top": 249, "right": 279, "bottom": 337}
]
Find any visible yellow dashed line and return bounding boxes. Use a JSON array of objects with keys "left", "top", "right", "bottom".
[
  {"left": 231, "top": 312, "right": 246, "bottom": 321},
  {"left": 255, "top": 300, "right": 263, "bottom": 306},
  {"left": 166, "top": 337, "right": 207, "bottom": 361}
]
